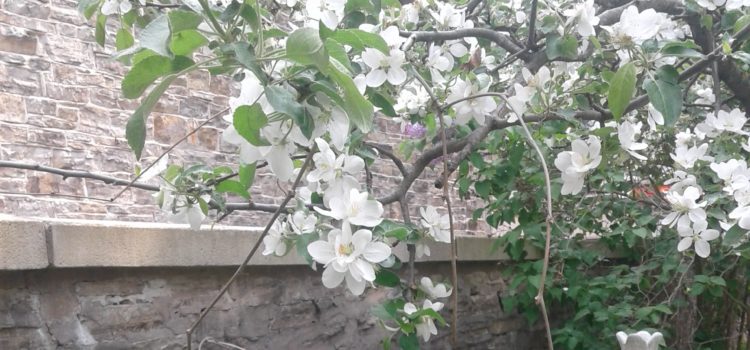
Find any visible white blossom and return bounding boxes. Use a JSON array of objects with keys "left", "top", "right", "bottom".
[
  {"left": 403, "top": 299, "right": 444, "bottom": 342},
  {"left": 670, "top": 143, "right": 711, "bottom": 169},
  {"left": 305, "top": 0, "right": 346, "bottom": 29},
  {"left": 307, "top": 223, "right": 391, "bottom": 295},
  {"left": 101, "top": 0, "right": 135, "bottom": 15},
  {"left": 710, "top": 159, "right": 750, "bottom": 195},
  {"left": 159, "top": 187, "right": 208, "bottom": 230},
  {"left": 661, "top": 185, "right": 707, "bottom": 227},
  {"left": 604, "top": 6, "right": 675, "bottom": 46},
  {"left": 616, "top": 331, "right": 664, "bottom": 350},
  {"left": 696, "top": 108, "right": 748, "bottom": 137},
  {"left": 420, "top": 206, "right": 451, "bottom": 243},
  {"left": 289, "top": 211, "right": 317, "bottom": 235},
  {"left": 618, "top": 120, "right": 648, "bottom": 160},
  {"left": 361, "top": 48, "right": 407, "bottom": 87},
  {"left": 554, "top": 136, "right": 602, "bottom": 195},
  {"left": 563, "top": 0, "right": 599, "bottom": 37},
  {"left": 262, "top": 219, "right": 289, "bottom": 256},
  {"left": 420, "top": 277, "right": 452, "bottom": 299},
  {"left": 315, "top": 188, "right": 383, "bottom": 227},
  {"left": 446, "top": 77, "right": 497, "bottom": 125},
  {"left": 676, "top": 216, "right": 720, "bottom": 258}
]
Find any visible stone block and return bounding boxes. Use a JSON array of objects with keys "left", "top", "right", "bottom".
[
  {"left": 0, "top": 218, "right": 49, "bottom": 269},
  {"left": 0, "top": 93, "right": 27, "bottom": 123},
  {"left": 48, "top": 220, "right": 308, "bottom": 267},
  {"left": 0, "top": 32, "right": 38, "bottom": 55}
]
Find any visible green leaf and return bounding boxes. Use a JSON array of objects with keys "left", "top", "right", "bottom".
[
  {"left": 139, "top": 14, "right": 171, "bottom": 56},
  {"left": 122, "top": 56, "right": 172, "bottom": 98},
  {"left": 215, "top": 179, "right": 250, "bottom": 199},
  {"left": 168, "top": 9, "right": 204, "bottom": 32},
  {"left": 122, "top": 56, "right": 194, "bottom": 99},
  {"left": 374, "top": 270, "right": 400, "bottom": 287},
  {"left": 608, "top": 62, "right": 637, "bottom": 120},
  {"left": 233, "top": 104, "right": 269, "bottom": 146},
  {"left": 660, "top": 42, "right": 704, "bottom": 58},
  {"left": 296, "top": 233, "right": 317, "bottom": 264},
  {"left": 77, "top": 0, "right": 99, "bottom": 19},
  {"left": 126, "top": 73, "right": 180, "bottom": 159},
  {"left": 643, "top": 65, "right": 681, "bottom": 126},
  {"left": 398, "top": 334, "right": 419, "bottom": 350},
  {"left": 265, "top": 86, "right": 314, "bottom": 139},
  {"left": 383, "top": 227, "right": 409, "bottom": 241},
  {"left": 325, "top": 38, "right": 353, "bottom": 72},
  {"left": 324, "top": 61, "right": 374, "bottom": 132},
  {"left": 286, "top": 27, "right": 329, "bottom": 70},
  {"left": 546, "top": 34, "right": 578, "bottom": 60},
  {"left": 239, "top": 163, "right": 256, "bottom": 189},
  {"left": 329, "top": 28, "right": 389, "bottom": 53},
  {"left": 170, "top": 30, "right": 207, "bottom": 56},
  {"left": 231, "top": 42, "right": 267, "bottom": 84},
  {"left": 367, "top": 90, "right": 396, "bottom": 118},
  {"left": 115, "top": 28, "right": 135, "bottom": 51},
  {"left": 735, "top": 14, "right": 750, "bottom": 35},
  {"left": 95, "top": 15, "right": 107, "bottom": 47},
  {"left": 723, "top": 224, "right": 746, "bottom": 247}
]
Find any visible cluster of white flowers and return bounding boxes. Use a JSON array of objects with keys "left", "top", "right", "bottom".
[
  {"left": 554, "top": 136, "right": 602, "bottom": 195},
  {"left": 416, "top": 206, "right": 451, "bottom": 257},
  {"left": 387, "top": 277, "right": 452, "bottom": 342}
]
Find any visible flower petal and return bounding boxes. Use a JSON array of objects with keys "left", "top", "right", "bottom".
[
  {"left": 363, "top": 242, "right": 392, "bottom": 263},
  {"left": 322, "top": 265, "right": 346, "bottom": 288},
  {"left": 307, "top": 240, "right": 336, "bottom": 264}
]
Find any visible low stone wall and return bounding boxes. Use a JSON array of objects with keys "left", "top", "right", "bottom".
[{"left": 0, "top": 217, "right": 546, "bottom": 349}]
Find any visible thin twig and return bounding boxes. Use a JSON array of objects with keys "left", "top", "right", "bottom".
[
  {"left": 399, "top": 198, "right": 417, "bottom": 301},
  {"left": 186, "top": 150, "right": 314, "bottom": 349},
  {"left": 526, "top": 0, "right": 539, "bottom": 49},
  {"left": 410, "top": 68, "right": 459, "bottom": 347},
  {"left": 0, "top": 191, "right": 112, "bottom": 202},
  {"left": 0, "top": 161, "right": 160, "bottom": 192},
  {"left": 111, "top": 107, "right": 229, "bottom": 201}
]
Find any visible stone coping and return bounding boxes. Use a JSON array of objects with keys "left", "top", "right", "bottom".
[{"left": 0, "top": 215, "right": 613, "bottom": 270}]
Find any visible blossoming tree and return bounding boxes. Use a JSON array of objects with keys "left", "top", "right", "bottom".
[{"left": 8, "top": 0, "right": 750, "bottom": 348}]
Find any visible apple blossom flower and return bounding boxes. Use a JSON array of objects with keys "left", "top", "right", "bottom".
[
  {"left": 661, "top": 185, "right": 707, "bottom": 226},
  {"left": 554, "top": 136, "right": 602, "bottom": 195},
  {"left": 522, "top": 66, "right": 551, "bottom": 90},
  {"left": 404, "top": 299, "right": 444, "bottom": 342},
  {"left": 101, "top": 0, "right": 135, "bottom": 15},
  {"left": 710, "top": 159, "right": 750, "bottom": 195},
  {"left": 420, "top": 206, "right": 451, "bottom": 243},
  {"left": 670, "top": 143, "right": 712, "bottom": 169},
  {"left": 362, "top": 48, "right": 407, "bottom": 87},
  {"left": 395, "top": 84, "right": 431, "bottom": 116},
  {"left": 305, "top": 0, "right": 346, "bottom": 29},
  {"left": 616, "top": 331, "right": 664, "bottom": 350},
  {"left": 426, "top": 44, "right": 454, "bottom": 84},
  {"left": 307, "top": 224, "right": 391, "bottom": 295},
  {"left": 289, "top": 211, "right": 317, "bottom": 235},
  {"left": 563, "top": 0, "right": 600, "bottom": 38},
  {"left": 604, "top": 6, "right": 674, "bottom": 47},
  {"left": 315, "top": 188, "right": 384, "bottom": 227},
  {"left": 415, "top": 241, "right": 431, "bottom": 258},
  {"left": 676, "top": 216, "right": 720, "bottom": 258},
  {"left": 696, "top": 0, "right": 726, "bottom": 10},
  {"left": 696, "top": 108, "right": 748, "bottom": 137},
  {"left": 159, "top": 187, "right": 208, "bottom": 230},
  {"left": 647, "top": 104, "right": 664, "bottom": 131},
  {"left": 446, "top": 77, "right": 497, "bottom": 125},
  {"left": 262, "top": 219, "right": 290, "bottom": 256},
  {"left": 729, "top": 205, "right": 750, "bottom": 229},
  {"left": 618, "top": 120, "right": 648, "bottom": 160},
  {"left": 429, "top": 2, "right": 466, "bottom": 30},
  {"left": 420, "top": 277, "right": 452, "bottom": 299}
]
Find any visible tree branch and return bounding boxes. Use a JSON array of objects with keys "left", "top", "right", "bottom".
[
  {"left": 399, "top": 29, "right": 527, "bottom": 59},
  {"left": 186, "top": 149, "right": 315, "bottom": 349}
]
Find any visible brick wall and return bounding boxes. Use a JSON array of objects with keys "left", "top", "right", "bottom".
[{"left": 0, "top": 0, "right": 494, "bottom": 234}]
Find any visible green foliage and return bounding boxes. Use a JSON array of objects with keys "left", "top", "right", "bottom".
[
  {"left": 608, "top": 62, "right": 637, "bottom": 120},
  {"left": 643, "top": 65, "right": 682, "bottom": 126}
]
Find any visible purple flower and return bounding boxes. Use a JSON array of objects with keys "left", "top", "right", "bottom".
[{"left": 404, "top": 122, "right": 427, "bottom": 139}]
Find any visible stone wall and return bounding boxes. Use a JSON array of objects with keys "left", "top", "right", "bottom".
[
  {"left": 0, "top": 265, "right": 543, "bottom": 350},
  {"left": 0, "top": 217, "right": 545, "bottom": 349},
  {"left": 0, "top": 0, "right": 495, "bottom": 235}
]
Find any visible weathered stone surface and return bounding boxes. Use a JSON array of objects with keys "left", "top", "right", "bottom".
[
  {"left": 0, "top": 218, "right": 48, "bottom": 269},
  {"left": 0, "top": 265, "right": 545, "bottom": 349}
]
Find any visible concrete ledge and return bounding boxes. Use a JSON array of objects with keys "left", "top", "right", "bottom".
[
  {"left": 0, "top": 218, "right": 48, "bottom": 269},
  {"left": 0, "top": 216, "right": 615, "bottom": 270}
]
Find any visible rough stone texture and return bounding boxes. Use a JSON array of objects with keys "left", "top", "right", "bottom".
[
  {"left": 0, "top": 264, "right": 545, "bottom": 350},
  {"left": 0, "top": 218, "right": 48, "bottom": 269},
  {"left": 0, "top": 1, "right": 498, "bottom": 235}
]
